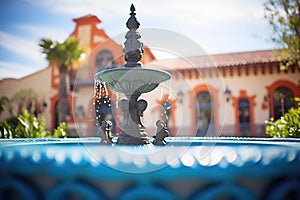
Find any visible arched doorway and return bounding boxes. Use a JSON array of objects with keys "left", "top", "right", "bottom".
[
  {"left": 238, "top": 98, "right": 251, "bottom": 136},
  {"left": 190, "top": 84, "right": 219, "bottom": 137},
  {"left": 50, "top": 94, "right": 73, "bottom": 130},
  {"left": 195, "top": 91, "right": 214, "bottom": 136}
]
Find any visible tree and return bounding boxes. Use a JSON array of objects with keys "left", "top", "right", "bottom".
[
  {"left": 11, "top": 88, "right": 42, "bottom": 117},
  {"left": 39, "top": 37, "right": 84, "bottom": 125},
  {"left": 264, "top": 0, "right": 300, "bottom": 69},
  {"left": 0, "top": 96, "right": 9, "bottom": 115}
]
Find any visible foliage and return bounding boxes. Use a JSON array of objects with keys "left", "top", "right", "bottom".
[
  {"left": 0, "top": 96, "right": 9, "bottom": 115},
  {"left": 5, "top": 116, "right": 18, "bottom": 129},
  {"left": 0, "top": 111, "right": 68, "bottom": 138},
  {"left": 0, "top": 121, "right": 14, "bottom": 138},
  {"left": 11, "top": 88, "right": 37, "bottom": 103},
  {"left": 265, "top": 107, "right": 300, "bottom": 138},
  {"left": 39, "top": 37, "right": 84, "bottom": 70},
  {"left": 0, "top": 89, "right": 47, "bottom": 131},
  {"left": 15, "top": 110, "right": 50, "bottom": 138},
  {"left": 264, "top": 0, "right": 300, "bottom": 69},
  {"left": 10, "top": 88, "right": 46, "bottom": 117},
  {"left": 53, "top": 122, "right": 68, "bottom": 138}
]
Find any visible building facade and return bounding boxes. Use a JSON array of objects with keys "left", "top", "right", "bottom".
[
  {"left": 145, "top": 52, "right": 300, "bottom": 137},
  {"left": 0, "top": 15, "right": 299, "bottom": 137}
]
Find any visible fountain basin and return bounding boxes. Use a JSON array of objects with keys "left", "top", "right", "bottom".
[
  {"left": 95, "top": 68, "right": 171, "bottom": 94},
  {"left": 0, "top": 137, "right": 300, "bottom": 199}
]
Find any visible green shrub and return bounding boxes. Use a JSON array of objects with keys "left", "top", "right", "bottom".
[
  {"left": 265, "top": 107, "right": 300, "bottom": 138},
  {"left": 14, "top": 110, "right": 51, "bottom": 138},
  {"left": 53, "top": 122, "right": 68, "bottom": 138},
  {"left": 0, "top": 110, "right": 68, "bottom": 138},
  {"left": 0, "top": 121, "right": 14, "bottom": 138}
]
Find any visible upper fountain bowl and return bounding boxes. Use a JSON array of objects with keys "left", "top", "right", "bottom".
[{"left": 95, "top": 67, "right": 171, "bottom": 94}]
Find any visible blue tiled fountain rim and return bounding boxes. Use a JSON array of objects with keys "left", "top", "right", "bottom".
[
  {"left": 1, "top": 137, "right": 300, "bottom": 180},
  {"left": 1, "top": 137, "right": 300, "bottom": 200}
]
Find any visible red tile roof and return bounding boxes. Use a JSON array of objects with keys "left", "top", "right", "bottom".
[
  {"left": 73, "top": 14, "right": 101, "bottom": 25},
  {"left": 147, "top": 50, "right": 282, "bottom": 70}
]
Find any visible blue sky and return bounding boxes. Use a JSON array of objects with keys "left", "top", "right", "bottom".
[{"left": 0, "top": 0, "right": 275, "bottom": 79}]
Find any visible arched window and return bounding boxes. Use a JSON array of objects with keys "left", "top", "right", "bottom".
[
  {"left": 273, "top": 86, "right": 294, "bottom": 120},
  {"left": 266, "top": 80, "right": 300, "bottom": 120},
  {"left": 195, "top": 91, "right": 214, "bottom": 136},
  {"left": 95, "top": 50, "right": 114, "bottom": 73}
]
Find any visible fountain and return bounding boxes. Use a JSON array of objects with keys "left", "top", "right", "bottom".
[
  {"left": 95, "top": 4, "right": 171, "bottom": 145},
  {"left": 0, "top": 4, "right": 300, "bottom": 200}
]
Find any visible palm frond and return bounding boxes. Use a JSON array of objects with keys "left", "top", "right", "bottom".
[{"left": 39, "top": 37, "right": 84, "bottom": 70}]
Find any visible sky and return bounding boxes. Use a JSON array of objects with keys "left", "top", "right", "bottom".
[{"left": 0, "top": 0, "right": 276, "bottom": 79}]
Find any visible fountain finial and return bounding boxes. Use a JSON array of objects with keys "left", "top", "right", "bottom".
[
  {"left": 124, "top": 4, "right": 143, "bottom": 67},
  {"left": 126, "top": 4, "right": 140, "bottom": 30},
  {"left": 130, "top": 4, "right": 135, "bottom": 12}
]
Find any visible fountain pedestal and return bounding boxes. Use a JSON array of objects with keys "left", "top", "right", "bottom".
[{"left": 117, "top": 92, "right": 149, "bottom": 145}]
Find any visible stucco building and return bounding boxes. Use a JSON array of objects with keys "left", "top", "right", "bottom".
[{"left": 0, "top": 15, "right": 299, "bottom": 137}]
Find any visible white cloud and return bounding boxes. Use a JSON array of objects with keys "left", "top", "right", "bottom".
[
  {"left": 0, "top": 24, "right": 69, "bottom": 77},
  {"left": 16, "top": 24, "right": 69, "bottom": 42},
  {"left": 137, "top": 0, "right": 266, "bottom": 33},
  {"left": 28, "top": 0, "right": 270, "bottom": 53},
  {"left": 28, "top": 0, "right": 129, "bottom": 19},
  {"left": 31, "top": 0, "right": 264, "bottom": 21},
  {"left": 0, "top": 31, "right": 43, "bottom": 63},
  {"left": 0, "top": 61, "right": 43, "bottom": 79},
  {"left": 35, "top": 0, "right": 265, "bottom": 29}
]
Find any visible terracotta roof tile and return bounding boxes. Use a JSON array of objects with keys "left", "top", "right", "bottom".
[
  {"left": 73, "top": 14, "right": 101, "bottom": 24},
  {"left": 147, "top": 50, "right": 282, "bottom": 70}
]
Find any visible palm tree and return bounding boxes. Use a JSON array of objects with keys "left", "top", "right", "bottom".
[{"left": 39, "top": 37, "right": 84, "bottom": 125}]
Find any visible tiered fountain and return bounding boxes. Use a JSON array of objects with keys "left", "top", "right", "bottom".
[
  {"left": 0, "top": 4, "right": 300, "bottom": 200},
  {"left": 95, "top": 4, "right": 171, "bottom": 145}
]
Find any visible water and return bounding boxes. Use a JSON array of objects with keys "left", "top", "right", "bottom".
[
  {"left": 158, "top": 80, "right": 172, "bottom": 122},
  {"left": 92, "top": 81, "right": 113, "bottom": 128}
]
